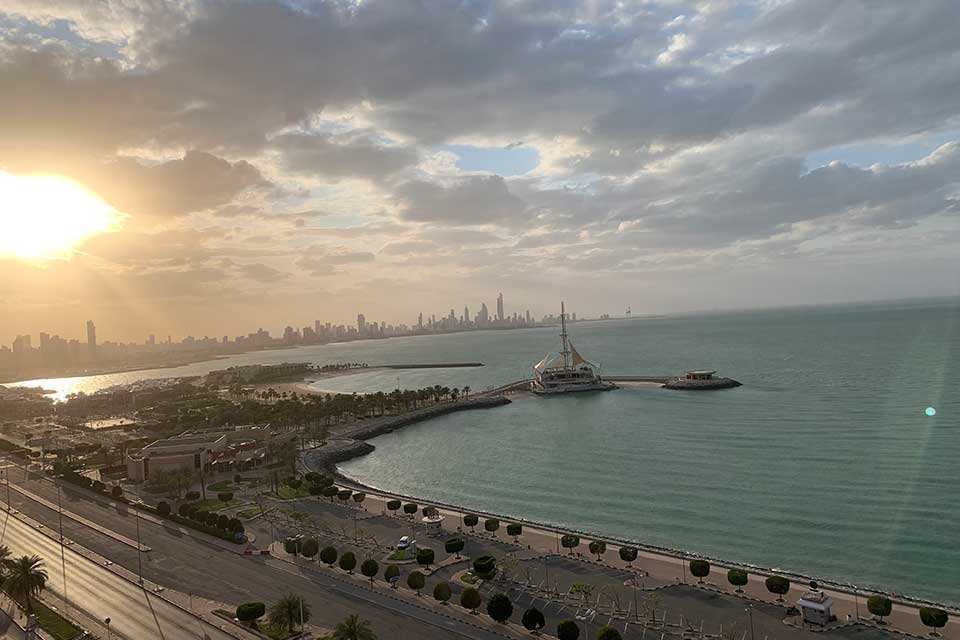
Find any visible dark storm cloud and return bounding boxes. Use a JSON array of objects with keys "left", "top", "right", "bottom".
[{"left": 396, "top": 176, "right": 528, "bottom": 226}]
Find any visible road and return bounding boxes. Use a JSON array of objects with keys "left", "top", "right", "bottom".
[
  {"left": 0, "top": 509, "right": 235, "bottom": 640},
  {"left": 1, "top": 471, "right": 511, "bottom": 640}
]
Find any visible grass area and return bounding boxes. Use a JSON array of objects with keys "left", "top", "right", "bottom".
[
  {"left": 258, "top": 622, "right": 296, "bottom": 639},
  {"left": 33, "top": 600, "right": 82, "bottom": 640},
  {"left": 459, "top": 572, "right": 479, "bottom": 585},
  {"left": 206, "top": 480, "right": 236, "bottom": 492},
  {"left": 265, "top": 485, "right": 310, "bottom": 500},
  {"left": 237, "top": 507, "right": 263, "bottom": 519},
  {"left": 189, "top": 498, "right": 244, "bottom": 512},
  {"left": 387, "top": 550, "right": 412, "bottom": 561}
]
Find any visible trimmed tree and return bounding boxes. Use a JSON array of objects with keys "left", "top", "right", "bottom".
[
  {"left": 178, "top": 504, "right": 192, "bottom": 518},
  {"left": 919, "top": 607, "right": 949, "bottom": 635},
  {"left": 407, "top": 570, "right": 425, "bottom": 595},
  {"left": 522, "top": 607, "right": 546, "bottom": 632},
  {"left": 597, "top": 627, "right": 624, "bottom": 640},
  {"left": 236, "top": 602, "right": 265, "bottom": 626},
  {"left": 185, "top": 490, "right": 200, "bottom": 501},
  {"left": 322, "top": 485, "right": 338, "bottom": 501},
  {"left": 111, "top": 485, "right": 123, "bottom": 499},
  {"left": 301, "top": 538, "right": 319, "bottom": 560},
  {"left": 156, "top": 501, "right": 171, "bottom": 517},
  {"left": 506, "top": 523, "right": 522, "bottom": 542},
  {"left": 433, "top": 581, "right": 452, "bottom": 604},
  {"left": 217, "top": 491, "right": 234, "bottom": 503},
  {"left": 557, "top": 620, "right": 581, "bottom": 640},
  {"left": 339, "top": 551, "right": 357, "bottom": 574},
  {"left": 765, "top": 576, "right": 790, "bottom": 602},
  {"left": 283, "top": 537, "right": 302, "bottom": 555},
  {"left": 384, "top": 564, "right": 400, "bottom": 588},
  {"left": 727, "top": 569, "right": 749, "bottom": 593},
  {"left": 307, "top": 483, "right": 323, "bottom": 496},
  {"left": 217, "top": 514, "right": 230, "bottom": 530},
  {"left": 867, "top": 595, "right": 892, "bottom": 624},
  {"left": 229, "top": 518, "right": 244, "bottom": 534},
  {"left": 416, "top": 548, "right": 435, "bottom": 566},
  {"left": 473, "top": 555, "right": 497, "bottom": 579},
  {"left": 445, "top": 537, "right": 465, "bottom": 559},
  {"left": 386, "top": 499, "right": 402, "bottom": 513},
  {"left": 619, "top": 546, "right": 638, "bottom": 567},
  {"left": 360, "top": 559, "right": 379, "bottom": 585},
  {"left": 461, "top": 586, "right": 482, "bottom": 614},
  {"left": 206, "top": 511, "right": 219, "bottom": 526},
  {"left": 463, "top": 514, "right": 479, "bottom": 532},
  {"left": 484, "top": 518, "right": 500, "bottom": 535},
  {"left": 561, "top": 534, "right": 580, "bottom": 555},
  {"left": 689, "top": 560, "right": 710, "bottom": 583},
  {"left": 352, "top": 492, "right": 366, "bottom": 508},
  {"left": 337, "top": 489, "right": 352, "bottom": 503},
  {"left": 487, "top": 592, "right": 513, "bottom": 623},
  {"left": 589, "top": 540, "right": 607, "bottom": 561},
  {"left": 403, "top": 502, "right": 419, "bottom": 516}
]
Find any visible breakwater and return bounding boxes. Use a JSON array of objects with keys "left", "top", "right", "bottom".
[{"left": 303, "top": 395, "right": 511, "bottom": 470}]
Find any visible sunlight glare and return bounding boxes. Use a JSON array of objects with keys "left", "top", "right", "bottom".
[{"left": 0, "top": 171, "right": 122, "bottom": 258}]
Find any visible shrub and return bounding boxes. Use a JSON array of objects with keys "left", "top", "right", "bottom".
[
  {"left": 689, "top": 560, "right": 710, "bottom": 583},
  {"left": 460, "top": 587, "right": 481, "bottom": 613},
  {"left": 111, "top": 485, "right": 123, "bottom": 498},
  {"left": 288, "top": 478, "right": 302, "bottom": 490},
  {"left": 178, "top": 504, "right": 193, "bottom": 518},
  {"left": 339, "top": 551, "right": 357, "bottom": 573},
  {"left": 337, "top": 489, "right": 352, "bottom": 502},
  {"left": 301, "top": 538, "right": 319, "bottom": 559},
  {"left": 236, "top": 602, "right": 265, "bottom": 623},
  {"left": 361, "top": 559, "right": 379, "bottom": 584},
  {"left": 284, "top": 537, "right": 302, "bottom": 555},
  {"left": 205, "top": 512, "right": 219, "bottom": 526},
  {"left": 185, "top": 491, "right": 200, "bottom": 501},
  {"left": 867, "top": 595, "right": 892, "bottom": 622},
  {"left": 597, "top": 626, "right": 623, "bottom": 640},
  {"left": 727, "top": 569, "right": 749, "bottom": 592},
  {"left": 403, "top": 502, "right": 418, "bottom": 515},
  {"left": 589, "top": 540, "right": 607, "bottom": 560},
  {"left": 484, "top": 518, "right": 500, "bottom": 534},
  {"left": 416, "top": 548, "right": 435, "bottom": 565},
  {"left": 557, "top": 620, "right": 580, "bottom": 640},
  {"left": 422, "top": 505, "right": 438, "bottom": 517},
  {"left": 407, "top": 570, "right": 425, "bottom": 595},
  {"left": 156, "top": 501, "right": 171, "bottom": 517},
  {"left": 463, "top": 514, "right": 479, "bottom": 530},
  {"left": 473, "top": 555, "right": 497, "bottom": 579},
  {"left": 229, "top": 518, "right": 244, "bottom": 533},
  {"left": 919, "top": 607, "right": 948, "bottom": 632},
  {"left": 506, "top": 523, "right": 522, "bottom": 540},
  {"left": 304, "top": 472, "right": 321, "bottom": 483},
  {"left": 234, "top": 473, "right": 242, "bottom": 484},
  {"left": 561, "top": 534, "right": 580, "bottom": 554},
  {"left": 308, "top": 483, "right": 323, "bottom": 495},
  {"left": 217, "top": 514, "right": 230, "bottom": 530},
  {"left": 487, "top": 592, "right": 513, "bottom": 623},
  {"left": 191, "top": 509, "right": 206, "bottom": 522},
  {"left": 619, "top": 546, "right": 638, "bottom": 564},
  {"left": 319, "top": 546, "right": 338, "bottom": 566},
  {"left": 93, "top": 480, "right": 105, "bottom": 492},
  {"left": 445, "top": 537, "right": 465, "bottom": 558},
  {"left": 765, "top": 576, "right": 790, "bottom": 601},
  {"left": 384, "top": 565, "right": 400, "bottom": 587},
  {"left": 322, "top": 485, "right": 338, "bottom": 500},
  {"left": 522, "top": 607, "right": 545, "bottom": 631},
  {"left": 386, "top": 499, "right": 401, "bottom": 512},
  {"left": 217, "top": 491, "right": 234, "bottom": 502},
  {"left": 433, "top": 581, "right": 452, "bottom": 604}
]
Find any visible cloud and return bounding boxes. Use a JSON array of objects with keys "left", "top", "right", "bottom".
[
  {"left": 273, "top": 130, "right": 418, "bottom": 180},
  {"left": 396, "top": 175, "right": 528, "bottom": 226},
  {"left": 297, "top": 247, "right": 376, "bottom": 276}
]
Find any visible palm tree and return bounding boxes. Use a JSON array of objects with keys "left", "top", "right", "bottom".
[
  {"left": 4, "top": 555, "right": 48, "bottom": 613},
  {"left": 0, "top": 544, "right": 11, "bottom": 572},
  {"left": 332, "top": 613, "right": 377, "bottom": 640},
  {"left": 268, "top": 593, "right": 311, "bottom": 632}
]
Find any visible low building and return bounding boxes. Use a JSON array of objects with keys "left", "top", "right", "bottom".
[
  {"left": 797, "top": 589, "right": 834, "bottom": 626},
  {"left": 126, "top": 434, "right": 228, "bottom": 482}
]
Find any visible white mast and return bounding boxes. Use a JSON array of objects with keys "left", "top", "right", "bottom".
[{"left": 560, "top": 301, "right": 570, "bottom": 371}]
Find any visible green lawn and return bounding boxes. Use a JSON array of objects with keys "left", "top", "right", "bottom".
[
  {"left": 189, "top": 498, "right": 244, "bottom": 512},
  {"left": 206, "top": 480, "right": 236, "bottom": 492},
  {"left": 33, "top": 601, "right": 81, "bottom": 640},
  {"left": 258, "top": 622, "right": 296, "bottom": 639},
  {"left": 237, "top": 507, "right": 263, "bottom": 519},
  {"left": 265, "top": 485, "right": 310, "bottom": 500}
]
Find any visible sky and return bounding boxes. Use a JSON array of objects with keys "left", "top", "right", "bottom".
[{"left": 0, "top": 0, "right": 959, "bottom": 343}]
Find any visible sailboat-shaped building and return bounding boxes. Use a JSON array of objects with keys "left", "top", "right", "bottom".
[{"left": 531, "top": 303, "right": 617, "bottom": 394}]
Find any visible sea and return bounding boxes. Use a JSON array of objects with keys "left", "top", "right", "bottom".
[{"left": 8, "top": 298, "right": 959, "bottom": 605}]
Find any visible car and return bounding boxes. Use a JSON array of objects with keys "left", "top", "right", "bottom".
[{"left": 396, "top": 536, "right": 410, "bottom": 550}]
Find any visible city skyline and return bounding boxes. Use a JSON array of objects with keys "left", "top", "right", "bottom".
[{"left": 2, "top": 2, "right": 959, "bottom": 342}]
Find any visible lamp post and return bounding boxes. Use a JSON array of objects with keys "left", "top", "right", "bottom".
[
  {"left": 746, "top": 605, "right": 755, "bottom": 640},
  {"left": 135, "top": 508, "right": 144, "bottom": 585},
  {"left": 104, "top": 617, "right": 112, "bottom": 640},
  {"left": 56, "top": 483, "right": 69, "bottom": 614}
]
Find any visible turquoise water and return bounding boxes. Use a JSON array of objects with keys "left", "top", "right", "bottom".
[{"left": 10, "top": 298, "right": 959, "bottom": 604}]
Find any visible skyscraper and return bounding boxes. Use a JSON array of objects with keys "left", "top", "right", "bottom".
[
  {"left": 86, "top": 320, "right": 97, "bottom": 359},
  {"left": 357, "top": 313, "right": 367, "bottom": 336},
  {"left": 496, "top": 292, "right": 504, "bottom": 321}
]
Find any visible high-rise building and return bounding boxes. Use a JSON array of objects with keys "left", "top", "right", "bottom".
[
  {"left": 418, "top": 312, "right": 423, "bottom": 329},
  {"left": 479, "top": 302, "right": 489, "bottom": 326},
  {"left": 496, "top": 292, "right": 504, "bottom": 321},
  {"left": 86, "top": 320, "right": 97, "bottom": 359},
  {"left": 357, "top": 313, "right": 367, "bottom": 336}
]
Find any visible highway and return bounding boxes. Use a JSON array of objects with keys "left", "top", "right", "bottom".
[
  {"left": 1, "top": 471, "right": 511, "bottom": 640},
  {"left": 0, "top": 509, "right": 235, "bottom": 640}
]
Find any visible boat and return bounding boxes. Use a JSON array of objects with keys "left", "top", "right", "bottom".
[
  {"left": 531, "top": 302, "right": 617, "bottom": 395},
  {"left": 662, "top": 370, "right": 742, "bottom": 390}
]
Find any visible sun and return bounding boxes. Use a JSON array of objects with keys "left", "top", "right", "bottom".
[{"left": 0, "top": 171, "right": 123, "bottom": 259}]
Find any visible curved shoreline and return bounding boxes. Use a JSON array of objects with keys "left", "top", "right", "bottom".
[{"left": 302, "top": 398, "right": 959, "bottom": 615}]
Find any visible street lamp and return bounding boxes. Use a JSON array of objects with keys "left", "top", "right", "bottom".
[
  {"left": 56, "top": 483, "right": 69, "bottom": 614},
  {"left": 104, "top": 617, "right": 112, "bottom": 640},
  {"left": 134, "top": 508, "right": 144, "bottom": 585},
  {"left": 745, "top": 605, "right": 755, "bottom": 640}
]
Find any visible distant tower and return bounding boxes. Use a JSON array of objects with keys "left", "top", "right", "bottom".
[
  {"left": 464, "top": 306, "right": 469, "bottom": 325},
  {"left": 496, "top": 292, "right": 504, "bottom": 321},
  {"left": 418, "top": 312, "right": 423, "bottom": 329},
  {"left": 626, "top": 306, "right": 632, "bottom": 317},
  {"left": 357, "top": 313, "right": 367, "bottom": 336},
  {"left": 86, "top": 320, "right": 97, "bottom": 359}
]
